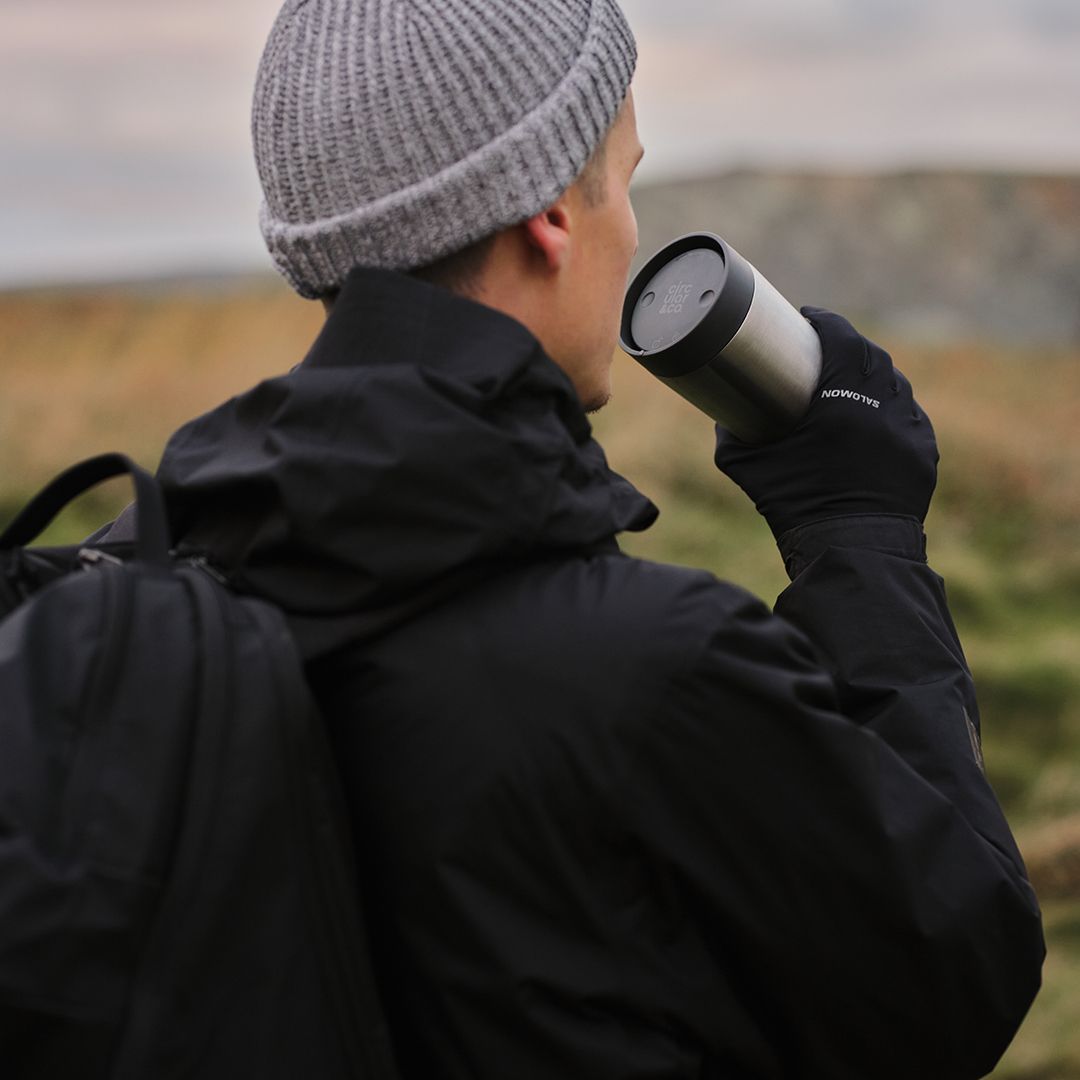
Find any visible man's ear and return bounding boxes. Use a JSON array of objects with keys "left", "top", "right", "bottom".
[{"left": 521, "top": 196, "right": 572, "bottom": 273}]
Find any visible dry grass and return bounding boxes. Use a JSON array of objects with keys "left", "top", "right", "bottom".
[
  {"left": 896, "top": 340, "right": 1080, "bottom": 526},
  {"left": 1026, "top": 816, "right": 1080, "bottom": 902},
  {"left": 0, "top": 279, "right": 322, "bottom": 487}
]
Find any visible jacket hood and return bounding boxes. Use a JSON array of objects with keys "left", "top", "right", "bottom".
[{"left": 157, "top": 268, "right": 657, "bottom": 645}]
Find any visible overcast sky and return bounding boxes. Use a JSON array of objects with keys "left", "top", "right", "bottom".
[{"left": 1, "top": 0, "right": 1078, "bottom": 288}]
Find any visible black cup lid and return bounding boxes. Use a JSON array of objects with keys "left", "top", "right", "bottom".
[
  {"left": 620, "top": 232, "right": 755, "bottom": 379},
  {"left": 630, "top": 248, "right": 725, "bottom": 352}
]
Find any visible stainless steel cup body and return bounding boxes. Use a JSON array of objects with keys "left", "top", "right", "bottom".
[{"left": 620, "top": 233, "right": 823, "bottom": 443}]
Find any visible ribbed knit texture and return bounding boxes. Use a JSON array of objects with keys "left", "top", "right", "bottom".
[{"left": 252, "top": 0, "right": 637, "bottom": 298}]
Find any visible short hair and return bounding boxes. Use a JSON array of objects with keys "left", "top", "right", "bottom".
[
  {"left": 409, "top": 233, "right": 498, "bottom": 297},
  {"left": 409, "top": 139, "right": 610, "bottom": 297}
]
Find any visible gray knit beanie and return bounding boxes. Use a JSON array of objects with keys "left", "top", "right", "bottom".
[{"left": 252, "top": 0, "right": 637, "bottom": 299}]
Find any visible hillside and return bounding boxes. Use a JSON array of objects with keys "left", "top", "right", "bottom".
[{"left": 632, "top": 170, "right": 1080, "bottom": 345}]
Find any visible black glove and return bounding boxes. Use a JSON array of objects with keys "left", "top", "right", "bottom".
[{"left": 714, "top": 308, "right": 938, "bottom": 540}]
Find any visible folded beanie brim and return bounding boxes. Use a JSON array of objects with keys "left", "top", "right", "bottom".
[{"left": 254, "top": 0, "right": 637, "bottom": 299}]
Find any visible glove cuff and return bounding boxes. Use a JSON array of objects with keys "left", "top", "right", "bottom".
[{"left": 777, "top": 514, "right": 927, "bottom": 581}]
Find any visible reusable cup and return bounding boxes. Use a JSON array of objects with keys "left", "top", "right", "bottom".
[{"left": 620, "top": 232, "right": 822, "bottom": 443}]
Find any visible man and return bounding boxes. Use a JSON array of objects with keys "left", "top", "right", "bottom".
[{"left": 152, "top": 0, "right": 1042, "bottom": 1076}]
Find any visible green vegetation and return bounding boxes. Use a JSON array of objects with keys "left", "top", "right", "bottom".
[{"left": 2, "top": 282, "right": 1077, "bottom": 1076}]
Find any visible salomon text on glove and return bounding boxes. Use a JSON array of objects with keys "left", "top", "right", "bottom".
[{"left": 714, "top": 307, "right": 938, "bottom": 541}]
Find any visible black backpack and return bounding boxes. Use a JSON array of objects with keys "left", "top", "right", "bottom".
[{"left": 0, "top": 454, "right": 399, "bottom": 1079}]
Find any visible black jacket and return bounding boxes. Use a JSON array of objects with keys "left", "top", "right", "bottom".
[{"left": 155, "top": 269, "right": 1043, "bottom": 1080}]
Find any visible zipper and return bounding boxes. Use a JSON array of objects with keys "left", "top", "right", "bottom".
[
  {"left": 188, "top": 554, "right": 231, "bottom": 587},
  {"left": 60, "top": 562, "right": 135, "bottom": 860},
  {"left": 110, "top": 565, "right": 231, "bottom": 1079},
  {"left": 77, "top": 546, "right": 125, "bottom": 569}
]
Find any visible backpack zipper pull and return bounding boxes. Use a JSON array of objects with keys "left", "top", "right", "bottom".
[
  {"left": 190, "top": 555, "right": 231, "bottom": 587},
  {"left": 77, "top": 547, "right": 125, "bottom": 569}
]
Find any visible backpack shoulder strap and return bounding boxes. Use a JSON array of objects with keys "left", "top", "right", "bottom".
[{"left": 0, "top": 454, "right": 168, "bottom": 567}]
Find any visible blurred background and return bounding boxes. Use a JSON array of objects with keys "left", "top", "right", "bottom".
[{"left": 1, "top": 1, "right": 1078, "bottom": 1073}]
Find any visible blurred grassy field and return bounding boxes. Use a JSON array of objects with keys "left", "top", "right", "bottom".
[{"left": 2, "top": 280, "right": 1078, "bottom": 1076}]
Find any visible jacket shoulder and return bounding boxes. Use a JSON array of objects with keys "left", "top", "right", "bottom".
[
  {"left": 499, "top": 551, "right": 778, "bottom": 683},
  {"left": 465, "top": 551, "right": 808, "bottom": 739}
]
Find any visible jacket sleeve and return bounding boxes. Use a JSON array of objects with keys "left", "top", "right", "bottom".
[{"left": 626, "top": 515, "right": 1043, "bottom": 1080}]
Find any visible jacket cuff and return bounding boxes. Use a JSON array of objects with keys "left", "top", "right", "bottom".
[{"left": 777, "top": 514, "right": 927, "bottom": 581}]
